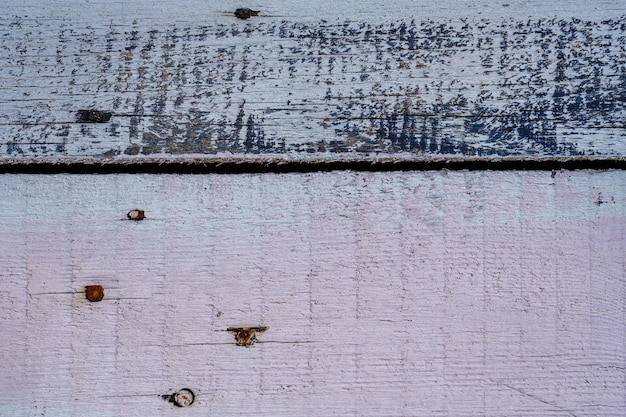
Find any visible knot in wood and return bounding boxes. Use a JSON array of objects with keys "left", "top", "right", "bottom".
[
  {"left": 85, "top": 285, "right": 104, "bottom": 302},
  {"left": 234, "top": 8, "right": 260, "bottom": 19}
]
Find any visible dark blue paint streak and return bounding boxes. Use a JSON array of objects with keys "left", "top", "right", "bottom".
[{"left": 2, "top": 16, "right": 625, "bottom": 158}]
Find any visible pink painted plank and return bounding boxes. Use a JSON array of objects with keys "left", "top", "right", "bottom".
[{"left": 0, "top": 170, "right": 624, "bottom": 416}]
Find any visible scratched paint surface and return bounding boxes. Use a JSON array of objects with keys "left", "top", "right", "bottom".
[
  {"left": 1, "top": 0, "right": 625, "bottom": 160},
  {"left": 0, "top": 170, "right": 624, "bottom": 416}
]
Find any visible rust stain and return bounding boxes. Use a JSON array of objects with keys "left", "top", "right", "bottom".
[
  {"left": 85, "top": 285, "right": 104, "bottom": 302},
  {"left": 227, "top": 326, "right": 268, "bottom": 346}
]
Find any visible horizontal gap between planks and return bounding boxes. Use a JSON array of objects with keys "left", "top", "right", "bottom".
[{"left": 0, "top": 157, "right": 625, "bottom": 174}]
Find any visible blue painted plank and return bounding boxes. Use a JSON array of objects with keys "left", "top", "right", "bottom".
[{"left": 1, "top": 1, "right": 625, "bottom": 162}]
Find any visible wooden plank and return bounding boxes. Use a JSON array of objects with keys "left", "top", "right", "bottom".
[
  {"left": 1, "top": 1, "right": 625, "bottom": 162},
  {"left": 0, "top": 170, "right": 624, "bottom": 416}
]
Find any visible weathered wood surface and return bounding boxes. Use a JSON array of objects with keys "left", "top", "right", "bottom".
[
  {"left": 0, "top": 170, "right": 624, "bottom": 416},
  {"left": 1, "top": 0, "right": 626, "bottom": 162}
]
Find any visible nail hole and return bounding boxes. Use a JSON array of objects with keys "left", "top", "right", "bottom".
[
  {"left": 85, "top": 285, "right": 104, "bottom": 302},
  {"left": 77, "top": 109, "right": 112, "bottom": 123},
  {"left": 227, "top": 326, "right": 268, "bottom": 346},
  {"left": 127, "top": 209, "right": 145, "bottom": 221},
  {"left": 166, "top": 389, "right": 195, "bottom": 407},
  {"left": 234, "top": 8, "right": 260, "bottom": 19}
]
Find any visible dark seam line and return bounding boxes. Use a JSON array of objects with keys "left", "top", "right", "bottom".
[{"left": 0, "top": 158, "right": 624, "bottom": 174}]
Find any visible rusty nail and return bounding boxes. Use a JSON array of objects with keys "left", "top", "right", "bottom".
[
  {"left": 85, "top": 285, "right": 105, "bottom": 302},
  {"left": 127, "top": 209, "right": 145, "bottom": 221},
  {"left": 170, "top": 388, "right": 194, "bottom": 407},
  {"left": 236, "top": 328, "right": 256, "bottom": 346},
  {"left": 77, "top": 109, "right": 112, "bottom": 123},
  {"left": 234, "top": 8, "right": 260, "bottom": 19},
  {"left": 227, "top": 326, "right": 268, "bottom": 346}
]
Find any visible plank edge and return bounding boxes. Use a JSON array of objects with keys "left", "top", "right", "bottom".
[{"left": 0, "top": 156, "right": 625, "bottom": 174}]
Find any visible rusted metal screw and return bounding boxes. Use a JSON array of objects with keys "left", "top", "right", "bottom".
[
  {"left": 234, "top": 8, "right": 260, "bottom": 19},
  {"left": 127, "top": 209, "right": 145, "bottom": 221},
  {"left": 85, "top": 285, "right": 105, "bottom": 302},
  {"left": 171, "top": 389, "right": 195, "bottom": 407}
]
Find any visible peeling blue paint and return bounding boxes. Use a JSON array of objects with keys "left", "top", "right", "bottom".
[{"left": 1, "top": 15, "right": 625, "bottom": 158}]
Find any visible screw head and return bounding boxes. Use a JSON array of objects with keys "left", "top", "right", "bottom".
[
  {"left": 172, "top": 389, "right": 195, "bottom": 407},
  {"left": 127, "top": 209, "right": 145, "bottom": 221},
  {"left": 85, "top": 285, "right": 104, "bottom": 302},
  {"left": 234, "top": 8, "right": 260, "bottom": 19},
  {"left": 77, "top": 109, "right": 112, "bottom": 123},
  {"left": 87, "top": 110, "right": 112, "bottom": 122}
]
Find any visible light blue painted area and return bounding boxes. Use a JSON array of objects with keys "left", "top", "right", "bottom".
[{"left": 0, "top": 1, "right": 625, "bottom": 161}]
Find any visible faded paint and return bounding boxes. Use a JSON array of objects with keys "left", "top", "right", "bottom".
[
  {"left": 0, "top": 171, "right": 624, "bottom": 416},
  {"left": 1, "top": 1, "right": 625, "bottom": 160}
]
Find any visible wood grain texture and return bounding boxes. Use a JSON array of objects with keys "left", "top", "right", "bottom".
[
  {"left": 0, "top": 170, "right": 624, "bottom": 416},
  {"left": 1, "top": 0, "right": 625, "bottom": 162}
]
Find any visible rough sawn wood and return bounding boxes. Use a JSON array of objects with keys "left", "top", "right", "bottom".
[
  {"left": 0, "top": 170, "right": 624, "bottom": 416},
  {"left": 1, "top": 0, "right": 625, "bottom": 162}
]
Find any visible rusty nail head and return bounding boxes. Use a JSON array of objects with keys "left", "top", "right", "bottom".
[
  {"left": 234, "top": 8, "right": 260, "bottom": 19},
  {"left": 85, "top": 285, "right": 104, "bottom": 302},
  {"left": 127, "top": 209, "right": 145, "bottom": 221},
  {"left": 228, "top": 326, "right": 268, "bottom": 346},
  {"left": 172, "top": 388, "right": 195, "bottom": 407},
  {"left": 236, "top": 328, "right": 256, "bottom": 346}
]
